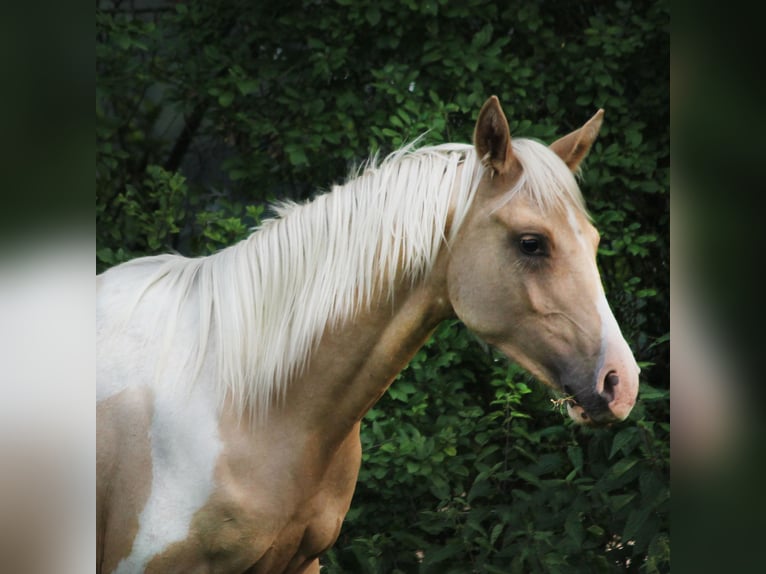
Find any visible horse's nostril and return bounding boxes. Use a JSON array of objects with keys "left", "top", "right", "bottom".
[{"left": 601, "top": 371, "right": 619, "bottom": 403}]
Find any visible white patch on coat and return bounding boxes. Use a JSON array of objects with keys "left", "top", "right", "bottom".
[{"left": 112, "top": 385, "right": 222, "bottom": 573}]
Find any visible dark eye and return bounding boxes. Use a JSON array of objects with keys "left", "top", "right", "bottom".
[{"left": 519, "top": 235, "right": 546, "bottom": 256}]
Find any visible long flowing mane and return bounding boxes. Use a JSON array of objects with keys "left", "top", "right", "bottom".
[{"left": 118, "top": 138, "right": 584, "bottom": 417}]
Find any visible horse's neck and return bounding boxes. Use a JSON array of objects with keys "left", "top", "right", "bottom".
[{"left": 274, "top": 253, "right": 453, "bottom": 448}]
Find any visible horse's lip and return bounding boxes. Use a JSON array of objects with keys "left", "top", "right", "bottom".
[
  {"left": 566, "top": 399, "right": 618, "bottom": 427},
  {"left": 556, "top": 389, "right": 599, "bottom": 425},
  {"left": 564, "top": 401, "right": 587, "bottom": 423}
]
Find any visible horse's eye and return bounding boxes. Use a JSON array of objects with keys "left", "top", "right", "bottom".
[{"left": 519, "top": 236, "right": 545, "bottom": 256}]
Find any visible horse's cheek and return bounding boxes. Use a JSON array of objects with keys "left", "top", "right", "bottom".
[{"left": 447, "top": 263, "right": 511, "bottom": 340}]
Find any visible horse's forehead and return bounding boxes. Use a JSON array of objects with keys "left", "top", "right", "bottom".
[{"left": 493, "top": 192, "right": 585, "bottom": 228}]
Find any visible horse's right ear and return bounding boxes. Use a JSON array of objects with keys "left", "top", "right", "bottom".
[
  {"left": 474, "top": 96, "right": 517, "bottom": 175},
  {"left": 549, "top": 109, "right": 604, "bottom": 172}
]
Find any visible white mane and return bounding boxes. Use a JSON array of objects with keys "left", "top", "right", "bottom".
[{"left": 119, "top": 138, "right": 585, "bottom": 418}]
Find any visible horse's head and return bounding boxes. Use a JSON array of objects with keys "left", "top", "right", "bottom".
[{"left": 447, "top": 96, "right": 639, "bottom": 424}]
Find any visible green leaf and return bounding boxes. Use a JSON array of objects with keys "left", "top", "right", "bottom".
[
  {"left": 623, "top": 506, "right": 652, "bottom": 540},
  {"left": 648, "top": 332, "right": 670, "bottom": 349},
  {"left": 490, "top": 523, "right": 504, "bottom": 546},
  {"left": 567, "top": 445, "right": 583, "bottom": 472},
  {"left": 422, "top": 543, "right": 462, "bottom": 566},
  {"left": 639, "top": 384, "right": 669, "bottom": 402},
  {"left": 366, "top": 6, "right": 381, "bottom": 25},
  {"left": 646, "top": 533, "right": 671, "bottom": 573},
  {"left": 472, "top": 23, "right": 493, "bottom": 48},
  {"left": 516, "top": 470, "right": 542, "bottom": 488},
  {"left": 236, "top": 79, "right": 259, "bottom": 96},
  {"left": 588, "top": 524, "right": 605, "bottom": 537},
  {"left": 565, "top": 511, "right": 584, "bottom": 546},
  {"left": 285, "top": 146, "right": 308, "bottom": 166},
  {"left": 609, "top": 493, "right": 637, "bottom": 512},
  {"left": 609, "top": 427, "right": 638, "bottom": 459},
  {"left": 113, "top": 32, "right": 131, "bottom": 50},
  {"left": 609, "top": 457, "right": 639, "bottom": 478},
  {"left": 626, "top": 129, "right": 643, "bottom": 147}
]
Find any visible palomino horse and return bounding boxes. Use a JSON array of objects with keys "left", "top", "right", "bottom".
[{"left": 97, "top": 96, "right": 639, "bottom": 573}]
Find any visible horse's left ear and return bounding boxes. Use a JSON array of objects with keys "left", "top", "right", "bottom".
[
  {"left": 474, "top": 96, "right": 517, "bottom": 175},
  {"left": 550, "top": 109, "right": 605, "bottom": 171}
]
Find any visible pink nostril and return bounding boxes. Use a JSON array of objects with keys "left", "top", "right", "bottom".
[{"left": 601, "top": 371, "right": 619, "bottom": 404}]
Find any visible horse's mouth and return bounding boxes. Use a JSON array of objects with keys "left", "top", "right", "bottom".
[
  {"left": 552, "top": 390, "right": 614, "bottom": 426},
  {"left": 565, "top": 401, "right": 592, "bottom": 425},
  {"left": 564, "top": 397, "right": 618, "bottom": 427},
  {"left": 551, "top": 393, "right": 589, "bottom": 424}
]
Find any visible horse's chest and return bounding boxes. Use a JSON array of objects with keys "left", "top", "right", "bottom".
[
  {"left": 99, "top": 383, "right": 363, "bottom": 574},
  {"left": 144, "top": 427, "right": 362, "bottom": 573}
]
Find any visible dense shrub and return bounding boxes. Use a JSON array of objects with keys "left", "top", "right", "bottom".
[{"left": 97, "top": 1, "right": 669, "bottom": 571}]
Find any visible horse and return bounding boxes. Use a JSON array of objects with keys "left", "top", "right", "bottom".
[{"left": 97, "top": 96, "right": 640, "bottom": 573}]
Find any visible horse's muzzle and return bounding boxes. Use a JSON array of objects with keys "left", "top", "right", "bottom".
[{"left": 565, "top": 366, "right": 639, "bottom": 425}]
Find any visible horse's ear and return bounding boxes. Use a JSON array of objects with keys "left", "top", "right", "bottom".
[
  {"left": 550, "top": 109, "right": 604, "bottom": 171},
  {"left": 474, "top": 96, "right": 516, "bottom": 175}
]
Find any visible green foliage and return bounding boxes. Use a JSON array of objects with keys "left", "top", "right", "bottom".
[{"left": 97, "top": 0, "right": 668, "bottom": 571}]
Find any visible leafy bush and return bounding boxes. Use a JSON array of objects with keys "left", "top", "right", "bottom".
[{"left": 97, "top": 1, "right": 669, "bottom": 571}]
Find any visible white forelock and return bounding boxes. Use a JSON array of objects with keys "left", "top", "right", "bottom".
[{"left": 499, "top": 138, "right": 587, "bottom": 216}]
